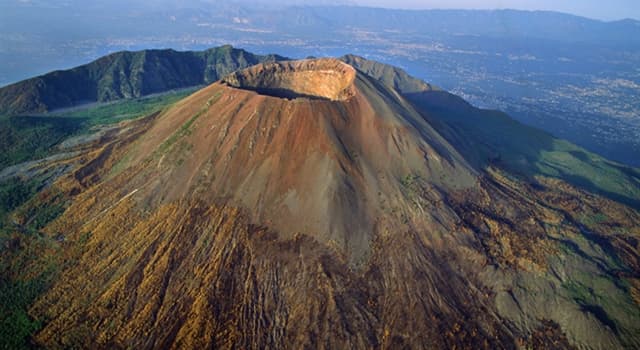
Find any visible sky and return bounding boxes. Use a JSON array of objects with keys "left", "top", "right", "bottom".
[{"left": 351, "top": 0, "right": 640, "bottom": 21}]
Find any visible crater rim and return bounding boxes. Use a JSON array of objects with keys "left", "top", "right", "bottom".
[{"left": 221, "top": 58, "right": 357, "bottom": 101}]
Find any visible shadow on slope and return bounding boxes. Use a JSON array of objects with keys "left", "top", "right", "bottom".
[
  {"left": 405, "top": 91, "right": 640, "bottom": 209},
  {"left": 231, "top": 86, "right": 332, "bottom": 100}
]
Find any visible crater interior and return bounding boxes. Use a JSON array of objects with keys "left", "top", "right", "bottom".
[{"left": 222, "top": 59, "right": 356, "bottom": 101}]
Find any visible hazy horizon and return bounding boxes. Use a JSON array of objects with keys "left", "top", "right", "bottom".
[
  {"left": 5, "top": 0, "right": 640, "bottom": 21},
  {"left": 351, "top": 0, "right": 639, "bottom": 21},
  {"left": 227, "top": 0, "right": 640, "bottom": 21}
]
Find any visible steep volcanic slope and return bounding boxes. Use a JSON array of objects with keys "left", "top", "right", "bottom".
[
  {"left": 70, "top": 58, "right": 477, "bottom": 264},
  {"left": 343, "top": 55, "right": 640, "bottom": 209},
  {"left": 21, "top": 58, "right": 640, "bottom": 349},
  {"left": 340, "top": 54, "right": 440, "bottom": 94}
]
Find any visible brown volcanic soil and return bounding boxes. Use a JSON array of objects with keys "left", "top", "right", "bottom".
[
  {"left": 109, "top": 58, "right": 477, "bottom": 263},
  {"left": 24, "top": 58, "right": 640, "bottom": 349}
]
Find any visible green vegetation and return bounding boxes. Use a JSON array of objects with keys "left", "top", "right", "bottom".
[
  {"left": 0, "top": 176, "right": 62, "bottom": 349},
  {"left": 0, "top": 219, "right": 61, "bottom": 349},
  {"left": 531, "top": 140, "right": 640, "bottom": 202},
  {"left": 0, "top": 177, "right": 39, "bottom": 225},
  {"left": 0, "top": 45, "right": 285, "bottom": 116},
  {"left": 0, "top": 89, "right": 194, "bottom": 170},
  {"left": 0, "top": 88, "right": 193, "bottom": 323},
  {"left": 23, "top": 201, "right": 65, "bottom": 231},
  {"left": 0, "top": 88, "right": 197, "bottom": 349},
  {"left": 406, "top": 91, "right": 640, "bottom": 209},
  {"left": 0, "top": 221, "right": 59, "bottom": 350},
  {"left": 0, "top": 178, "right": 67, "bottom": 349},
  {"left": 0, "top": 116, "right": 85, "bottom": 169},
  {"left": 563, "top": 273, "right": 640, "bottom": 340},
  {"left": 0, "top": 265, "right": 55, "bottom": 350},
  {"left": 50, "top": 88, "right": 196, "bottom": 126}
]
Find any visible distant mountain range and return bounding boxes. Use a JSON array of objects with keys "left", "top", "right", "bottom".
[
  {"left": 3, "top": 3, "right": 638, "bottom": 45},
  {"left": 269, "top": 7, "right": 640, "bottom": 44},
  {"left": 0, "top": 46, "right": 284, "bottom": 116}
]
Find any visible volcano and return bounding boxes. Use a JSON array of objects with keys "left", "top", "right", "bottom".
[{"left": 23, "top": 58, "right": 640, "bottom": 349}]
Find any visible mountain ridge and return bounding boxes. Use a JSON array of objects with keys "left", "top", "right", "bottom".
[{"left": 0, "top": 45, "right": 286, "bottom": 116}]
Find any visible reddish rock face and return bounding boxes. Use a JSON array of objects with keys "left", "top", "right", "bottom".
[
  {"left": 222, "top": 59, "right": 357, "bottom": 101},
  {"left": 24, "top": 58, "right": 640, "bottom": 350}
]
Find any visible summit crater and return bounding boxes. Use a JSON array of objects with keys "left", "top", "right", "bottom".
[{"left": 221, "top": 59, "right": 356, "bottom": 101}]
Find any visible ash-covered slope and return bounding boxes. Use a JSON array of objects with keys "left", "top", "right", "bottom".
[
  {"left": 24, "top": 58, "right": 640, "bottom": 349},
  {"left": 99, "top": 58, "right": 477, "bottom": 263}
]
